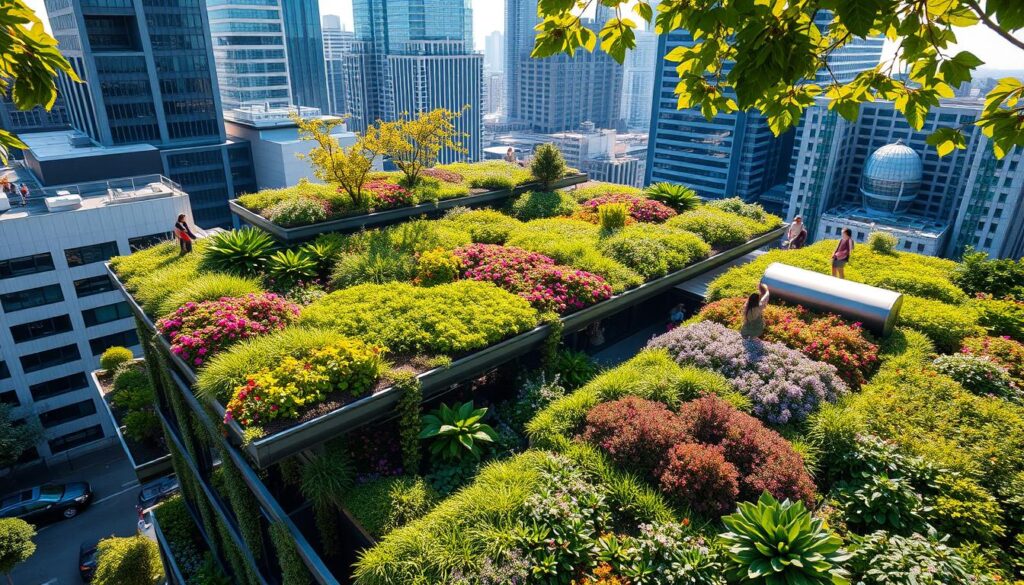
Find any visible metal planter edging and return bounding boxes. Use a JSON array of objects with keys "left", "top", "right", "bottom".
[{"left": 89, "top": 368, "right": 172, "bottom": 482}]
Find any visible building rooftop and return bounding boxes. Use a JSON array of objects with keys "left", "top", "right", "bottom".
[
  {"left": 224, "top": 104, "right": 343, "bottom": 129},
  {"left": 19, "top": 130, "right": 157, "bottom": 161},
  {"left": 821, "top": 204, "right": 948, "bottom": 238}
]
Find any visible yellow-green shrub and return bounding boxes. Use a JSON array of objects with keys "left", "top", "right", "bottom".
[{"left": 666, "top": 206, "right": 759, "bottom": 248}]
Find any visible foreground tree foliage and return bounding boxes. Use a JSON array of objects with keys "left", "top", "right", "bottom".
[
  {"left": 0, "top": 0, "right": 79, "bottom": 163},
  {"left": 0, "top": 403, "right": 42, "bottom": 469},
  {"left": 0, "top": 518, "right": 35, "bottom": 585},
  {"left": 293, "top": 114, "right": 385, "bottom": 209},
  {"left": 93, "top": 535, "right": 162, "bottom": 585},
  {"left": 532, "top": 0, "right": 1024, "bottom": 158},
  {"left": 368, "top": 107, "right": 468, "bottom": 187}
]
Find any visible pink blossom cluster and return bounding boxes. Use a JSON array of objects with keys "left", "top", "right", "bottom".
[
  {"left": 364, "top": 180, "right": 414, "bottom": 209},
  {"left": 582, "top": 193, "right": 677, "bottom": 223},
  {"left": 454, "top": 243, "right": 612, "bottom": 313},
  {"left": 419, "top": 168, "right": 464, "bottom": 183},
  {"left": 156, "top": 293, "right": 300, "bottom": 367}
]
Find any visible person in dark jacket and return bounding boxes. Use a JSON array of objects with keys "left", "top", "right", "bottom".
[
  {"left": 175, "top": 214, "right": 197, "bottom": 255},
  {"left": 831, "top": 228, "right": 854, "bottom": 279}
]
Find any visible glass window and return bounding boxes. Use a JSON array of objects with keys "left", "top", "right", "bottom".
[
  {"left": 19, "top": 344, "right": 80, "bottom": 373},
  {"left": 48, "top": 425, "right": 104, "bottom": 453},
  {"left": 0, "top": 391, "right": 18, "bottom": 406},
  {"left": 29, "top": 372, "right": 88, "bottom": 401},
  {"left": 10, "top": 315, "right": 74, "bottom": 343},
  {"left": 0, "top": 361, "right": 9, "bottom": 380},
  {"left": 39, "top": 399, "right": 97, "bottom": 428},
  {"left": 82, "top": 302, "right": 132, "bottom": 327},
  {"left": 0, "top": 253, "right": 55, "bottom": 280},
  {"left": 74, "top": 275, "right": 116, "bottom": 297},
  {"left": 0, "top": 284, "right": 64, "bottom": 313},
  {"left": 64, "top": 241, "right": 120, "bottom": 268},
  {"left": 89, "top": 329, "right": 139, "bottom": 356}
]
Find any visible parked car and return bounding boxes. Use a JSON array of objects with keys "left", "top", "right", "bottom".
[
  {"left": 79, "top": 541, "right": 98, "bottom": 582},
  {"left": 0, "top": 482, "right": 92, "bottom": 523},
  {"left": 136, "top": 474, "right": 178, "bottom": 513}
]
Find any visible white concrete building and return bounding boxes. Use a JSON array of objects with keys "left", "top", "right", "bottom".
[
  {"left": 0, "top": 165, "right": 193, "bottom": 465},
  {"left": 224, "top": 105, "right": 357, "bottom": 190}
]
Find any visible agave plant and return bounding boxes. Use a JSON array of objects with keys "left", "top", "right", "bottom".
[
  {"left": 720, "top": 492, "right": 851, "bottom": 585},
  {"left": 301, "top": 239, "right": 342, "bottom": 275},
  {"left": 644, "top": 182, "right": 700, "bottom": 212},
  {"left": 201, "top": 228, "right": 276, "bottom": 277},
  {"left": 418, "top": 401, "right": 498, "bottom": 461},
  {"left": 267, "top": 249, "right": 318, "bottom": 289}
]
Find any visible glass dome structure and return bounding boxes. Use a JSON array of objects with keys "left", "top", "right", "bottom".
[{"left": 859, "top": 140, "right": 923, "bottom": 215}]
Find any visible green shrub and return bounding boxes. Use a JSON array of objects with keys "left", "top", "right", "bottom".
[
  {"left": 597, "top": 202, "right": 628, "bottom": 231},
  {"left": 200, "top": 228, "right": 276, "bottom": 277},
  {"left": 265, "top": 196, "right": 329, "bottom": 227},
  {"left": 0, "top": 518, "right": 36, "bottom": 576},
  {"left": 343, "top": 476, "right": 438, "bottom": 539},
  {"left": 847, "top": 531, "right": 979, "bottom": 584},
  {"left": 267, "top": 249, "right": 319, "bottom": 290},
  {"left": 598, "top": 224, "right": 710, "bottom": 279},
  {"left": 972, "top": 296, "right": 1024, "bottom": 341},
  {"left": 529, "top": 143, "right": 567, "bottom": 189},
  {"left": 643, "top": 182, "right": 700, "bottom": 211},
  {"left": 666, "top": 206, "right": 758, "bottom": 248},
  {"left": 301, "top": 445, "right": 354, "bottom": 511},
  {"left": 705, "top": 197, "right": 781, "bottom": 230},
  {"left": 93, "top": 535, "right": 163, "bottom": 585},
  {"left": 867, "top": 231, "right": 900, "bottom": 254},
  {"left": 507, "top": 190, "right": 578, "bottom": 220},
  {"left": 952, "top": 249, "right": 1024, "bottom": 300},
  {"left": 899, "top": 295, "right": 983, "bottom": 352},
  {"left": 442, "top": 209, "right": 522, "bottom": 244},
  {"left": 834, "top": 473, "right": 927, "bottom": 534},
  {"left": 932, "top": 354, "right": 1020, "bottom": 400},
  {"left": 111, "top": 240, "right": 191, "bottom": 287},
  {"left": 567, "top": 181, "right": 642, "bottom": 202},
  {"left": 100, "top": 346, "right": 134, "bottom": 372},
  {"left": 332, "top": 249, "right": 416, "bottom": 288},
  {"left": 155, "top": 273, "right": 263, "bottom": 317},
  {"left": 552, "top": 349, "right": 599, "bottom": 388},
  {"left": 420, "top": 401, "right": 498, "bottom": 461},
  {"left": 299, "top": 281, "right": 538, "bottom": 355},
  {"left": 111, "top": 369, "right": 153, "bottom": 410},
  {"left": 414, "top": 247, "right": 461, "bottom": 286},
  {"left": 129, "top": 252, "right": 205, "bottom": 316},
  {"left": 438, "top": 160, "right": 532, "bottom": 190},
  {"left": 123, "top": 410, "right": 161, "bottom": 443},
  {"left": 238, "top": 181, "right": 341, "bottom": 215}
]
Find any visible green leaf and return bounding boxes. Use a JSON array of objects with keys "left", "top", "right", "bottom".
[
  {"left": 834, "top": 0, "right": 883, "bottom": 37},
  {"left": 926, "top": 127, "right": 966, "bottom": 157},
  {"left": 633, "top": 1, "right": 653, "bottom": 23}
]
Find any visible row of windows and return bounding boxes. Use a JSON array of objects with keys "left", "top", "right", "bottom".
[
  {"left": 1, "top": 242, "right": 121, "bottom": 282},
  {"left": 10, "top": 315, "right": 73, "bottom": 343},
  {"left": 49, "top": 425, "right": 104, "bottom": 454},
  {"left": 1, "top": 284, "right": 64, "bottom": 313},
  {"left": 40, "top": 399, "right": 97, "bottom": 429},
  {"left": 20, "top": 344, "right": 80, "bottom": 374},
  {"left": 0, "top": 373, "right": 92, "bottom": 406},
  {"left": 89, "top": 329, "right": 139, "bottom": 356}
]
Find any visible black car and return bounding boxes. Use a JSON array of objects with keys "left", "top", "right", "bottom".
[
  {"left": 0, "top": 482, "right": 92, "bottom": 523},
  {"left": 136, "top": 475, "right": 178, "bottom": 513},
  {"left": 79, "top": 541, "right": 98, "bottom": 582}
]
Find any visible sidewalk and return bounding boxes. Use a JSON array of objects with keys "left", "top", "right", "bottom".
[{"left": 1, "top": 444, "right": 127, "bottom": 493}]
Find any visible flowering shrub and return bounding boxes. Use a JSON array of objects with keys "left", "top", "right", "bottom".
[
  {"left": 578, "top": 193, "right": 676, "bottom": 223},
  {"left": 971, "top": 295, "right": 1024, "bottom": 341},
  {"left": 364, "top": 180, "right": 416, "bottom": 209},
  {"left": 265, "top": 196, "right": 330, "bottom": 227},
  {"left": 932, "top": 354, "right": 1020, "bottom": 400},
  {"left": 454, "top": 243, "right": 612, "bottom": 313},
  {"left": 582, "top": 396, "right": 689, "bottom": 475},
  {"left": 961, "top": 335, "right": 1024, "bottom": 386},
  {"left": 414, "top": 247, "right": 462, "bottom": 286},
  {"left": 657, "top": 442, "right": 740, "bottom": 515},
  {"left": 419, "top": 168, "right": 463, "bottom": 183},
  {"left": 696, "top": 297, "right": 879, "bottom": 388},
  {"left": 648, "top": 321, "right": 848, "bottom": 424},
  {"left": 224, "top": 340, "right": 384, "bottom": 427},
  {"left": 157, "top": 293, "right": 299, "bottom": 367}
]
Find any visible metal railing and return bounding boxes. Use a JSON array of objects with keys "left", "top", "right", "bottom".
[{"left": 38, "top": 174, "right": 184, "bottom": 202}]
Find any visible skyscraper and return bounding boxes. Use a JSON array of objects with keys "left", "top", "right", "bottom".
[
  {"left": 620, "top": 29, "right": 658, "bottom": 132},
  {"left": 345, "top": 0, "right": 482, "bottom": 162},
  {"left": 484, "top": 30, "right": 504, "bottom": 74},
  {"left": 322, "top": 15, "right": 355, "bottom": 116},
  {"left": 645, "top": 15, "right": 884, "bottom": 197},
  {"left": 208, "top": 1, "right": 293, "bottom": 111},
  {"left": 44, "top": 0, "right": 255, "bottom": 227},
  {"left": 281, "top": 0, "right": 330, "bottom": 112},
  {"left": 504, "top": 0, "right": 623, "bottom": 132}
]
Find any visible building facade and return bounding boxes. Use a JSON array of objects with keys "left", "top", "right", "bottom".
[
  {"left": 207, "top": 0, "right": 293, "bottom": 111},
  {"left": 44, "top": 0, "right": 256, "bottom": 228},
  {"left": 0, "top": 169, "right": 193, "bottom": 465},
  {"left": 785, "top": 99, "right": 1024, "bottom": 259},
  {"left": 0, "top": 92, "right": 70, "bottom": 136},
  {"left": 620, "top": 29, "right": 658, "bottom": 132},
  {"left": 322, "top": 15, "right": 355, "bottom": 116},
  {"left": 484, "top": 30, "right": 504, "bottom": 74},
  {"left": 281, "top": 0, "right": 330, "bottom": 112},
  {"left": 504, "top": 0, "right": 623, "bottom": 133}
]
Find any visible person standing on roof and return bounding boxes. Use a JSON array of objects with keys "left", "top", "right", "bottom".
[{"left": 175, "top": 213, "right": 197, "bottom": 255}]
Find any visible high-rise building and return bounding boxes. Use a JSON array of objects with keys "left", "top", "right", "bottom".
[
  {"left": 646, "top": 16, "right": 884, "bottom": 198},
  {"left": 784, "top": 98, "right": 1024, "bottom": 259},
  {"left": 620, "top": 29, "right": 658, "bottom": 132},
  {"left": 504, "top": 0, "right": 623, "bottom": 133},
  {"left": 0, "top": 92, "right": 70, "bottom": 136},
  {"left": 322, "top": 15, "right": 355, "bottom": 116},
  {"left": 484, "top": 30, "right": 504, "bottom": 74},
  {"left": 344, "top": 0, "right": 482, "bottom": 162},
  {"left": 0, "top": 161, "right": 193, "bottom": 465},
  {"left": 208, "top": 1, "right": 293, "bottom": 111},
  {"left": 44, "top": 0, "right": 256, "bottom": 228},
  {"left": 281, "top": 0, "right": 330, "bottom": 112}
]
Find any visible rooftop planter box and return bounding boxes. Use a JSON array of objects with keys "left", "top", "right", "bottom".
[
  {"left": 229, "top": 169, "right": 588, "bottom": 242},
  {"left": 90, "top": 363, "right": 172, "bottom": 482},
  {"left": 107, "top": 223, "right": 785, "bottom": 469}
]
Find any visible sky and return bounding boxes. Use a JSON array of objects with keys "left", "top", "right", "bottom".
[{"left": 23, "top": 0, "right": 1024, "bottom": 73}]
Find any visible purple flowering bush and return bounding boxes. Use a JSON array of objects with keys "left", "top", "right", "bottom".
[
  {"left": 647, "top": 321, "right": 848, "bottom": 424},
  {"left": 156, "top": 293, "right": 300, "bottom": 367},
  {"left": 454, "top": 243, "right": 612, "bottom": 313}
]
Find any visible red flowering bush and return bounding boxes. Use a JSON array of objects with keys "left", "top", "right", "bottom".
[
  {"left": 697, "top": 297, "right": 879, "bottom": 388},
  {"left": 577, "top": 193, "right": 677, "bottom": 223},
  {"left": 156, "top": 293, "right": 299, "bottom": 367},
  {"left": 962, "top": 335, "right": 1024, "bottom": 387},
  {"left": 657, "top": 442, "right": 740, "bottom": 516},
  {"left": 419, "top": 168, "right": 464, "bottom": 183},
  {"left": 454, "top": 243, "right": 612, "bottom": 313},
  {"left": 582, "top": 396, "right": 689, "bottom": 475},
  {"left": 364, "top": 180, "right": 415, "bottom": 209}
]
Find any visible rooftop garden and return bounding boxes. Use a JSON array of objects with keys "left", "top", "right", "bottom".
[
  {"left": 233, "top": 112, "right": 582, "bottom": 229},
  {"left": 340, "top": 241, "right": 1024, "bottom": 584},
  {"left": 110, "top": 171, "right": 782, "bottom": 445}
]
